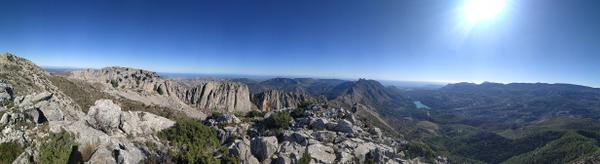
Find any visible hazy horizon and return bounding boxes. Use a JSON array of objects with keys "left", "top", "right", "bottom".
[
  {"left": 39, "top": 65, "right": 600, "bottom": 89},
  {"left": 2, "top": 0, "right": 599, "bottom": 87}
]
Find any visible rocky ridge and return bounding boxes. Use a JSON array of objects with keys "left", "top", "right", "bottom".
[{"left": 67, "top": 67, "right": 253, "bottom": 114}]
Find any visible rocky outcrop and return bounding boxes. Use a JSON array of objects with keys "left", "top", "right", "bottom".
[
  {"left": 171, "top": 81, "right": 253, "bottom": 113},
  {"left": 206, "top": 104, "right": 410, "bottom": 164},
  {"left": 67, "top": 67, "right": 253, "bottom": 114},
  {"left": 55, "top": 99, "right": 174, "bottom": 164},
  {"left": 85, "top": 99, "right": 175, "bottom": 136},
  {"left": 251, "top": 90, "right": 313, "bottom": 111},
  {"left": 67, "top": 67, "right": 163, "bottom": 94}
]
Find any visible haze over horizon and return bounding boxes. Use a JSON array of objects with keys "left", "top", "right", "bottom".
[{"left": 1, "top": 0, "right": 599, "bottom": 87}]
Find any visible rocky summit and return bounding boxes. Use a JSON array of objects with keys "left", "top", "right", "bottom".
[{"left": 0, "top": 54, "right": 437, "bottom": 164}]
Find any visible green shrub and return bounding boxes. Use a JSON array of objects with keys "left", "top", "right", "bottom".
[
  {"left": 211, "top": 112, "right": 224, "bottom": 119},
  {"left": 405, "top": 142, "right": 436, "bottom": 159},
  {"left": 6, "top": 55, "right": 15, "bottom": 62},
  {"left": 298, "top": 100, "right": 314, "bottom": 109},
  {"left": 0, "top": 141, "right": 24, "bottom": 163},
  {"left": 39, "top": 130, "right": 77, "bottom": 163},
  {"left": 219, "top": 147, "right": 240, "bottom": 164},
  {"left": 265, "top": 112, "right": 292, "bottom": 130},
  {"left": 161, "top": 118, "right": 220, "bottom": 163},
  {"left": 298, "top": 152, "right": 311, "bottom": 164},
  {"left": 246, "top": 110, "right": 265, "bottom": 118},
  {"left": 290, "top": 108, "right": 305, "bottom": 118},
  {"left": 110, "top": 79, "right": 119, "bottom": 88}
]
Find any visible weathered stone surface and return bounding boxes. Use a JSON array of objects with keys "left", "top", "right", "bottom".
[
  {"left": 307, "top": 143, "right": 336, "bottom": 163},
  {"left": 251, "top": 136, "right": 279, "bottom": 162},
  {"left": 354, "top": 142, "right": 378, "bottom": 163},
  {"left": 120, "top": 111, "right": 175, "bottom": 137},
  {"left": 86, "top": 99, "right": 122, "bottom": 134},
  {"left": 310, "top": 118, "right": 328, "bottom": 130},
  {"left": 29, "top": 92, "right": 53, "bottom": 104},
  {"left": 173, "top": 81, "right": 253, "bottom": 113},
  {"left": 87, "top": 147, "right": 117, "bottom": 164},
  {"left": 333, "top": 120, "right": 355, "bottom": 133},
  {"left": 313, "top": 131, "right": 337, "bottom": 143},
  {"left": 337, "top": 150, "right": 355, "bottom": 164},
  {"left": 282, "top": 131, "right": 309, "bottom": 145},
  {"left": 35, "top": 101, "right": 65, "bottom": 121},
  {"left": 277, "top": 141, "right": 305, "bottom": 161},
  {"left": 0, "top": 113, "right": 9, "bottom": 125}
]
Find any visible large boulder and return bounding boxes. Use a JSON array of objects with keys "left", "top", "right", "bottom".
[
  {"left": 276, "top": 141, "right": 305, "bottom": 162},
  {"left": 229, "top": 139, "right": 260, "bottom": 164},
  {"left": 307, "top": 143, "right": 336, "bottom": 163},
  {"left": 0, "top": 113, "right": 9, "bottom": 125},
  {"left": 25, "top": 107, "right": 46, "bottom": 124},
  {"left": 35, "top": 101, "right": 65, "bottom": 121},
  {"left": 251, "top": 136, "right": 279, "bottom": 162},
  {"left": 333, "top": 120, "right": 355, "bottom": 133},
  {"left": 309, "top": 118, "right": 328, "bottom": 130},
  {"left": 120, "top": 111, "right": 175, "bottom": 137},
  {"left": 29, "top": 92, "right": 53, "bottom": 104},
  {"left": 368, "top": 127, "right": 382, "bottom": 138},
  {"left": 282, "top": 131, "right": 309, "bottom": 146},
  {"left": 86, "top": 99, "right": 122, "bottom": 134},
  {"left": 353, "top": 142, "right": 381, "bottom": 163}
]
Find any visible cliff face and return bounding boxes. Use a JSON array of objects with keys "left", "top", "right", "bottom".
[
  {"left": 251, "top": 90, "right": 313, "bottom": 111},
  {"left": 67, "top": 67, "right": 253, "bottom": 113},
  {"left": 169, "top": 81, "right": 253, "bottom": 113}
]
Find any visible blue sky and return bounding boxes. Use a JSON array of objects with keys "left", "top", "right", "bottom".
[{"left": 1, "top": 0, "right": 599, "bottom": 87}]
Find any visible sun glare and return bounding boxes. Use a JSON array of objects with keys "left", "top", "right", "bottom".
[{"left": 463, "top": 0, "right": 507, "bottom": 23}]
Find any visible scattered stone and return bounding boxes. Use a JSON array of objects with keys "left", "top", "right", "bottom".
[
  {"left": 251, "top": 136, "right": 279, "bottom": 162},
  {"left": 215, "top": 114, "right": 241, "bottom": 124},
  {"left": 313, "top": 131, "right": 337, "bottom": 143}
]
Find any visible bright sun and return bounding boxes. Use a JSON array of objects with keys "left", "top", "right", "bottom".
[{"left": 462, "top": 0, "right": 508, "bottom": 23}]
